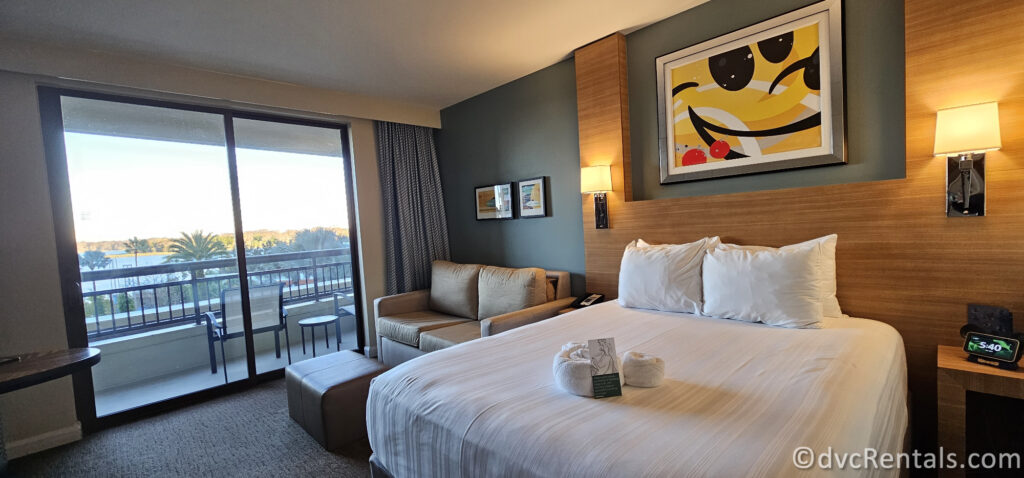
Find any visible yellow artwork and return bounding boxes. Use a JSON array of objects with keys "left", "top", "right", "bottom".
[
  {"left": 657, "top": 1, "right": 844, "bottom": 183},
  {"left": 477, "top": 189, "right": 496, "bottom": 214},
  {"left": 517, "top": 177, "right": 547, "bottom": 218},
  {"left": 475, "top": 184, "right": 514, "bottom": 220}
]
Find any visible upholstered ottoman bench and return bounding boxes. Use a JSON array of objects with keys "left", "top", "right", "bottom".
[{"left": 285, "top": 350, "right": 388, "bottom": 450}]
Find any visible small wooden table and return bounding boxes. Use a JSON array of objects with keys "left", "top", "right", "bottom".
[
  {"left": 936, "top": 345, "right": 1024, "bottom": 477},
  {"left": 0, "top": 348, "right": 101, "bottom": 469}
]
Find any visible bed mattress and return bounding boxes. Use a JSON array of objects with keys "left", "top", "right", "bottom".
[{"left": 367, "top": 301, "right": 907, "bottom": 477}]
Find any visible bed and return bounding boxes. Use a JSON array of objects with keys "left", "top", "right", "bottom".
[{"left": 367, "top": 301, "right": 908, "bottom": 477}]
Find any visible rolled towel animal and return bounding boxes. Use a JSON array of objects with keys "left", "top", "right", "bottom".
[
  {"left": 622, "top": 351, "right": 665, "bottom": 388},
  {"left": 552, "top": 342, "right": 623, "bottom": 397}
]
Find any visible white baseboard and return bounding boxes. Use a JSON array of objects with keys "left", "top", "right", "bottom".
[
  {"left": 364, "top": 345, "right": 377, "bottom": 358},
  {"left": 6, "top": 422, "right": 82, "bottom": 459}
]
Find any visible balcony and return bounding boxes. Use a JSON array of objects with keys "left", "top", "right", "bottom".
[{"left": 79, "top": 248, "right": 360, "bottom": 416}]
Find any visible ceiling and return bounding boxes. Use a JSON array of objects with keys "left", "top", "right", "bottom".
[{"left": 0, "top": 0, "right": 707, "bottom": 109}]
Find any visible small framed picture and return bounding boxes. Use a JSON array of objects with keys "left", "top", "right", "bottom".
[
  {"left": 475, "top": 183, "right": 515, "bottom": 220},
  {"left": 517, "top": 176, "right": 548, "bottom": 218}
]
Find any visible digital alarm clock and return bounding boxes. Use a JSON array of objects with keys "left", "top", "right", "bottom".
[{"left": 962, "top": 331, "right": 1023, "bottom": 370}]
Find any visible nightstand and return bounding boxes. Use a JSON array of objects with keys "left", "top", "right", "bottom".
[
  {"left": 557, "top": 307, "right": 576, "bottom": 316},
  {"left": 936, "top": 345, "right": 1024, "bottom": 475}
]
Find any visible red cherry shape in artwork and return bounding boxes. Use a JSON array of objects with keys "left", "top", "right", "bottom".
[
  {"left": 709, "top": 140, "right": 730, "bottom": 159},
  {"left": 681, "top": 149, "right": 707, "bottom": 166}
]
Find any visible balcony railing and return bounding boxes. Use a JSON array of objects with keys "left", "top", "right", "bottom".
[{"left": 80, "top": 249, "right": 353, "bottom": 338}]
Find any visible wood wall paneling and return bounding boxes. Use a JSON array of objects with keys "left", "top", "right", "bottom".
[
  {"left": 574, "top": 0, "right": 1024, "bottom": 455},
  {"left": 576, "top": 33, "right": 632, "bottom": 210}
]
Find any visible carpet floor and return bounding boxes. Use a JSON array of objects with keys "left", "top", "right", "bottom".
[{"left": 6, "top": 379, "right": 371, "bottom": 477}]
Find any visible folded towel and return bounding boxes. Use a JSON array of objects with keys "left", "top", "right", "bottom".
[
  {"left": 622, "top": 351, "right": 665, "bottom": 388},
  {"left": 552, "top": 342, "right": 623, "bottom": 397}
]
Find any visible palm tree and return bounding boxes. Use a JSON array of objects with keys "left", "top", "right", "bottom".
[
  {"left": 121, "top": 236, "right": 152, "bottom": 267},
  {"left": 164, "top": 230, "right": 229, "bottom": 263},
  {"left": 79, "top": 250, "right": 112, "bottom": 292}
]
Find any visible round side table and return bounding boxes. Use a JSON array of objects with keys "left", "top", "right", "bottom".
[{"left": 297, "top": 315, "right": 342, "bottom": 357}]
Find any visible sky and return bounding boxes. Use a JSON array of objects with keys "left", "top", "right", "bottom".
[{"left": 64, "top": 132, "right": 349, "bottom": 242}]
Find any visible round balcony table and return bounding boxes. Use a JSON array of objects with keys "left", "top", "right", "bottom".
[
  {"left": 298, "top": 315, "right": 343, "bottom": 357},
  {"left": 0, "top": 348, "right": 101, "bottom": 470}
]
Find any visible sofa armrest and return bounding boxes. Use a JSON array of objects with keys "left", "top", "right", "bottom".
[
  {"left": 481, "top": 296, "right": 576, "bottom": 337},
  {"left": 374, "top": 289, "right": 430, "bottom": 318},
  {"left": 546, "top": 270, "right": 571, "bottom": 299}
]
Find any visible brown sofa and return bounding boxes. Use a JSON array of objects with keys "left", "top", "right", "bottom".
[{"left": 374, "top": 261, "right": 574, "bottom": 367}]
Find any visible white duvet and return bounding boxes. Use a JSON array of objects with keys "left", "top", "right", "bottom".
[{"left": 367, "top": 302, "right": 907, "bottom": 478}]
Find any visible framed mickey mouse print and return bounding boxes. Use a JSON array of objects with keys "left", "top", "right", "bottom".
[{"left": 656, "top": 0, "right": 845, "bottom": 183}]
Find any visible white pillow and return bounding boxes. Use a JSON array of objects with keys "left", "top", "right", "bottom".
[
  {"left": 634, "top": 237, "right": 720, "bottom": 248},
  {"left": 717, "top": 234, "right": 842, "bottom": 318},
  {"left": 617, "top": 237, "right": 719, "bottom": 314},
  {"left": 702, "top": 246, "right": 824, "bottom": 328}
]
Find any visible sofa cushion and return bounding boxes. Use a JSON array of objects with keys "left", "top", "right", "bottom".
[
  {"left": 478, "top": 266, "right": 547, "bottom": 319},
  {"left": 418, "top": 322, "right": 482, "bottom": 353},
  {"left": 429, "top": 261, "right": 483, "bottom": 320},
  {"left": 376, "top": 311, "right": 472, "bottom": 347}
]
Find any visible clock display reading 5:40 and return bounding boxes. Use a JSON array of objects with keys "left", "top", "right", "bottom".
[
  {"left": 965, "top": 333, "right": 1018, "bottom": 362},
  {"left": 972, "top": 340, "right": 1007, "bottom": 353}
]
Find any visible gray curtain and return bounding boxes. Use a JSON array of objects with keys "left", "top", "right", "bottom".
[{"left": 375, "top": 121, "right": 451, "bottom": 294}]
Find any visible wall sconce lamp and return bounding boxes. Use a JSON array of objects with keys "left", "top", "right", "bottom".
[
  {"left": 934, "top": 102, "right": 1002, "bottom": 217},
  {"left": 580, "top": 165, "right": 612, "bottom": 229}
]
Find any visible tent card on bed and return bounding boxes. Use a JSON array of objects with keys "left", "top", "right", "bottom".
[{"left": 589, "top": 338, "right": 622, "bottom": 398}]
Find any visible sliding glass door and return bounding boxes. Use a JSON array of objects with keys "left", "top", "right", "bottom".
[
  {"left": 232, "top": 118, "right": 360, "bottom": 375},
  {"left": 58, "top": 95, "right": 249, "bottom": 416},
  {"left": 39, "top": 88, "right": 363, "bottom": 423}
]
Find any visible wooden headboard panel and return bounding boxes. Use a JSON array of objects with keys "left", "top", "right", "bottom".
[{"left": 576, "top": 0, "right": 1024, "bottom": 451}]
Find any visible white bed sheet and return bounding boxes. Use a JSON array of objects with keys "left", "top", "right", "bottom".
[{"left": 367, "top": 302, "right": 908, "bottom": 478}]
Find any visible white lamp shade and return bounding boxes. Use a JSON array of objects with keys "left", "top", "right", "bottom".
[
  {"left": 933, "top": 102, "right": 1002, "bottom": 156},
  {"left": 580, "top": 165, "right": 612, "bottom": 193}
]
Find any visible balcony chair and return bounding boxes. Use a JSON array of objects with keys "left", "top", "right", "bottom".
[{"left": 203, "top": 283, "right": 291, "bottom": 383}]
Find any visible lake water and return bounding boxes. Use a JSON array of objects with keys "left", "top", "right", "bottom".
[
  {"left": 79, "top": 248, "right": 349, "bottom": 293},
  {"left": 80, "top": 252, "right": 174, "bottom": 292},
  {"left": 107, "top": 252, "right": 170, "bottom": 268}
]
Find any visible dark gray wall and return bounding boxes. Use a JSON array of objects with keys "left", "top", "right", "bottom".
[
  {"left": 437, "top": 0, "right": 905, "bottom": 291},
  {"left": 628, "top": 0, "right": 905, "bottom": 199},
  {"left": 436, "top": 59, "right": 586, "bottom": 295}
]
